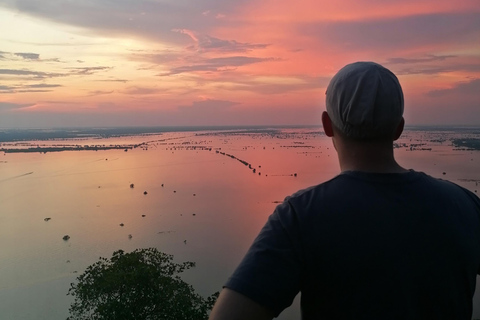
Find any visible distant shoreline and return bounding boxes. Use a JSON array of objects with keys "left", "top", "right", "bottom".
[
  {"left": 0, "top": 125, "right": 479, "bottom": 143},
  {"left": 0, "top": 125, "right": 317, "bottom": 143}
]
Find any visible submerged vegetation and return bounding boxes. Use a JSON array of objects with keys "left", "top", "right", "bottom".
[
  {"left": 452, "top": 138, "right": 480, "bottom": 150},
  {"left": 1, "top": 145, "right": 136, "bottom": 153}
]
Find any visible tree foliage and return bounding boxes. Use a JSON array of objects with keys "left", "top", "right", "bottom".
[{"left": 67, "top": 248, "right": 218, "bottom": 320}]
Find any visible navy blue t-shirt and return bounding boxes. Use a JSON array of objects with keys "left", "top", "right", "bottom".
[{"left": 225, "top": 171, "right": 480, "bottom": 319}]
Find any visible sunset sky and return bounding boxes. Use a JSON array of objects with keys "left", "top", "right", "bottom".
[{"left": 0, "top": 0, "right": 479, "bottom": 128}]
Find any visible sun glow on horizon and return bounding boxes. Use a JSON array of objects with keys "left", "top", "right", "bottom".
[{"left": 0, "top": 1, "right": 479, "bottom": 128}]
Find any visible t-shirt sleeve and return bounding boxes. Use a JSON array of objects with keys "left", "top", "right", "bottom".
[{"left": 224, "top": 200, "right": 304, "bottom": 317}]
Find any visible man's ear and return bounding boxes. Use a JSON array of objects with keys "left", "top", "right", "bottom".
[
  {"left": 322, "top": 111, "right": 334, "bottom": 137},
  {"left": 393, "top": 117, "right": 404, "bottom": 141}
]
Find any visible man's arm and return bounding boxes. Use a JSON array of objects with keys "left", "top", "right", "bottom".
[{"left": 209, "top": 288, "right": 275, "bottom": 320}]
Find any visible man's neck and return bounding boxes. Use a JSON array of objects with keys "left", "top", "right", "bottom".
[
  {"left": 335, "top": 139, "right": 408, "bottom": 174},
  {"left": 339, "top": 159, "right": 407, "bottom": 173}
]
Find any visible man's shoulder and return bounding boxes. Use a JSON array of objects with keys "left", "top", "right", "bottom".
[
  {"left": 412, "top": 172, "right": 480, "bottom": 202},
  {"left": 279, "top": 174, "right": 355, "bottom": 214},
  {"left": 282, "top": 170, "right": 480, "bottom": 212},
  {"left": 285, "top": 170, "right": 422, "bottom": 201},
  {"left": 284, "top": 174, "right": 344, "bottom": 202}
]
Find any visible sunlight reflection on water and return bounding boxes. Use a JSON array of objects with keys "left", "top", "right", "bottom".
[{"left": 0, "top": 127, "right": 479, "bottom": 319}]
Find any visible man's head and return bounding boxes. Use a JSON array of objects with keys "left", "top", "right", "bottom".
[{"left": 324, "top": 62, "right": 404, "bottom": 141}]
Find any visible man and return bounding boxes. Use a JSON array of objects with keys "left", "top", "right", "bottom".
[{"left": 209, "top": 62, "right": 480, "bottom": 320}]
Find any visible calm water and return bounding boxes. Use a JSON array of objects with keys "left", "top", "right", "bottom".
[{"left": 0, "top": 127, "right": 479, "bottom": 319}]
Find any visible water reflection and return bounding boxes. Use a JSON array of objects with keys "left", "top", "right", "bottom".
[{"left": 0, "top": 127, "right": 479, "bottom": 319}]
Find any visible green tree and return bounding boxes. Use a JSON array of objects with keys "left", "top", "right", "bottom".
[{"left": 67, "top": 248, "right": 218, "bottom": 320}]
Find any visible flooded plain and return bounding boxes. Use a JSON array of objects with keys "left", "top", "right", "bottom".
[{"left": 0, "top": 126, "right": 479, "bottom": 319}]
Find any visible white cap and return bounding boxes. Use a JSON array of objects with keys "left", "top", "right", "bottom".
[{"left": 326, "top": 62, "right": 404, "bottom": 139}]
